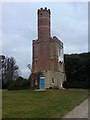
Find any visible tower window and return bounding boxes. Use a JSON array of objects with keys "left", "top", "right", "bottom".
[
  {"left": 50, "top": 59, "right": 53, "bottom": 62},
  {"left": 35, "top": 79, "right": 37, "bottom": 85},
  {"left": 59, "top": 49, "right": 61, "bottom": 56},
  {"left": 40, "top": 13, "right": 42, "bottom": 16},
  {"left": 52, "top": 78, "right": 55, "bottom": 84}
]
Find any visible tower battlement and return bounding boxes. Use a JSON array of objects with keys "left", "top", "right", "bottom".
[{"left": 37, "top": 7, "right": 50, "bottom": 14}]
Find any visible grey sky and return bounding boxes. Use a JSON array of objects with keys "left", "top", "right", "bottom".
[{"left": 2, "top": 2, "right": 88, "bottom": 78}]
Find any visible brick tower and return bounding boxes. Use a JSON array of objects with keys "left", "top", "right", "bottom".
[
  {"left": 38, "top": 7, "right": 50, "bottom": 39},
  {"left": 31, "top": 7, "right": 66, "bottom": 89},
  {"left": 32, "top": 7, "right": 51, "bottom": 72}
]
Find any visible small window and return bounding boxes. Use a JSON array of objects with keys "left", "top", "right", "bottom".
[
  {"left": 59, "top": 49, "right": 61, "bottom": 56},
  {"left": 52, "top": 78, "right": 54, "bottom": 84},
  {"left": 35, "top": 79, "right": 37, "bottom": 85},
  {"left": 40, "top": 13, "right": 42, "bottom": 16},
  {"left": 51, "top": 59, "right": 53, "bottom": 62}
]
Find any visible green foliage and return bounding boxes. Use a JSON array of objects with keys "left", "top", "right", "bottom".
[
  {"left": 2, "top": 81, "right": 13, "bottom": 89},
  {"left": 63, "top": 81, "right": 88, "bottom": 89},
  {"left": 8, "top": 76, "right": 30, "bottom": 90},
  {"left": 64, "top": 52, "right": 89, "bottom": 88}
]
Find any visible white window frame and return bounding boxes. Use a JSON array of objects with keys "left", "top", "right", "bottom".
[
  {"left": 58, "top": 47, "right": 63, "bottom": 62},
  {"left": 35, "top": 79, "right": 37, "bottom": 86}
]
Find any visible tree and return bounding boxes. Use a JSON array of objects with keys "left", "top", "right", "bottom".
[
  {"left": 27, "top": 64, "right": 32, "bottom": 73},
  {"left": 6, "top": 57, "right": 19, "bottom": 81},
  {"left": 63, "top": 52, "right": 89, "bottom": 88},
  {"left": 0, "top": 55, "right": 5, "bottom": 88},
  {"left": 0, "top": 55, "right": 19, "bottom": 88}
]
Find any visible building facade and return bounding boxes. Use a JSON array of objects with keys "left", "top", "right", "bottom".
[{"left": 31, "top": 7, "right": 66, "bottom": 89}]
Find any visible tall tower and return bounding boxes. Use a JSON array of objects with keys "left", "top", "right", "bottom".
[
  {"left": 38, "top": 7, "right": 51, "bottom": 40},
  {"left": 36, "top": 7, "right": 51, "bottom": 72},
  {"left": 31, "top": 7, "right": 66, "bottom": 89}
]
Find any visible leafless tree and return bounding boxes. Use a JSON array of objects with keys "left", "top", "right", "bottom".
[
  {"left": 0, "top": 55, "right": 19, "bottom": 84},
  {"left": 27, "top": 64, "right": 32, "bottom": 73}
]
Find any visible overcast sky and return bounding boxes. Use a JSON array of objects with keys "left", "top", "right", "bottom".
[{"left": 2, "top": 2, "right": 88, "bottom": 78}]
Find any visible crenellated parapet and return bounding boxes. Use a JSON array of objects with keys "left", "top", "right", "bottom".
[{"left": 37, "top": 7, "right": 51, "bottom": 15}]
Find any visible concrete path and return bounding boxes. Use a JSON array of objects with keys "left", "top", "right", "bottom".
[{"left": 63, "top": 98, "right": 88, "bottom": 118}]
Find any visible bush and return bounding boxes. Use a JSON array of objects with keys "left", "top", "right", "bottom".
[
  {"left": 8, "top": 76, "right": 30, "bottom": 90},
  {"left": 64, "top": 52, "right": 90, "bottom": 89},
  {"left": 63, "top": 81, "right": 88, "bottom": 89},
  {"left": 2, "top": 80, "right": 14, "bottom": 89}
]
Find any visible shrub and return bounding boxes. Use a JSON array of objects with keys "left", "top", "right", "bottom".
[
  {"left": 63, "top": 80, "right": 88, "bottom": 89},
  {"left": 8, "top": 76, "right": 30, "bottom": 90}
]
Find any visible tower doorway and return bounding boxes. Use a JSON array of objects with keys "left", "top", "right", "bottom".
[{"left": 40, "top": 76, "right": 45, "bottom": 89}]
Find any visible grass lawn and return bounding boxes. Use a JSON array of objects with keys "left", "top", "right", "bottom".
[{"left": 2, "top": 89, "right": 88, "bottom": 118}]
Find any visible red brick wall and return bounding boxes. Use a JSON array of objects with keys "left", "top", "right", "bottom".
[
  {"left": 38, "top": 8, "right": 50, "bottom": 40},
  {"left": 38, "top": 41, "right": 50, "bottom": 71}
]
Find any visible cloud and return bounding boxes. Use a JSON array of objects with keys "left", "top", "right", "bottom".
[{"left": 51, "top": 2, "right": 88, "bottom": 54}]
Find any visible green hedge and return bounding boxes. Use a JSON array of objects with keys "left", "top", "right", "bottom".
[
  {"left": 8, "top": 77, "right": 30, "bottom": 90},
  {"left": 63, "top": 81, "right": 88, "bottom": 89},
  {"left": 64, "top": 52, "right": 89, "bottom": 89}
]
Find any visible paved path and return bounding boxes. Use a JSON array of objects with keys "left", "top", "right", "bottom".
[{"left": 63, "top": 98, "right": 88, "bottom": 118}]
